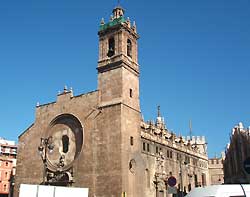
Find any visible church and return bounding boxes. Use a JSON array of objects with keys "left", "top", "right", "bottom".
[{"left": 14, "top": 5, "right": 209, "bottom": 197}]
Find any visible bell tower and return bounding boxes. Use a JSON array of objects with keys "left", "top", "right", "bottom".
[
  {"left": 95, "top": 6, "right": 144, "bottom": 197},
  {"left": 97, "top": 6, "right": 140, "bottom": 111}
]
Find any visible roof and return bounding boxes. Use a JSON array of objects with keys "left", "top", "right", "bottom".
[{"left": 99, "top": 16, "right": 126, "bottom": 31}]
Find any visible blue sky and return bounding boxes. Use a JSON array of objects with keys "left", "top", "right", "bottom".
[{"left": 0, "top": 0, "right": 249, "bottom": 158}]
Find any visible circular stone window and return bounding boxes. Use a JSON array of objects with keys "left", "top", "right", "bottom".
[{"left": 46, "top": 114, "right": 83, "bottom": 171}]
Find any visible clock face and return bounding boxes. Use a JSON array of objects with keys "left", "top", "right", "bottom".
[{"left": 46, "top": 114, "right": 83, "bottom": 171}]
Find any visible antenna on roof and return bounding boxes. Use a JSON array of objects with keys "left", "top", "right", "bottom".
[{"left": 189, "top": 119, "right": 192, "bottom": 137}]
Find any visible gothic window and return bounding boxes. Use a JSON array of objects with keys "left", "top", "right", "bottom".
[
  {"left": 62, "top": 135, "right": 69, "bottom": 153},
  {"left": 143, "top": 142, "right": 146, "bottom": 151},
  {"left": 107, "top": 37, "right": 115, "bottom": 57},
  {"left": 156, "top": 146, "right": 159, "bottom": 154},
  {"left": 127, "top": 39, "right": 132, "bottom": 57},
  {"left": 185, "top": 156, "right": 190, "bottom": 164},
  {"left": 177, "top": 153, "right": 180, "bottom": 161},
  {"left": 193, "top": 158, "right": 198, "bottom": 166},
  {"left": 167, "top": 150, "right": 170, "bottom": 158},
  {"left": 147, "top": 143, "right": 150, "bottom": 152}
]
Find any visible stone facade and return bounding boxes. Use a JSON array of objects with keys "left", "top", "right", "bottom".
[
  {"left": 14, "top": 6, "right": 209, "bottom": 197},
  {"left": 141, "top": 115, "right": 209, "bottom": 197},
  {"left": 208, "top": 153, "right": 224, "bottom": 185},
  {"left": 224, "top": 122, "right": 250, "bottom": 184}
]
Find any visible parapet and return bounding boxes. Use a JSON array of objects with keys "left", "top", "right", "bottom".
[{"left": 189, "top": 136, "right": 206, "bottom": 144}]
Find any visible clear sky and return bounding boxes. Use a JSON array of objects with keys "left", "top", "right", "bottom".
[{"left": 0, "top": 0, "right": 249, "bottom": 158}]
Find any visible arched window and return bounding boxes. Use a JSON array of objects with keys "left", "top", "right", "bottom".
[
  {"left": 62, "top": 135, "right": 69, "bottom": 153},
  {"left": 107, "top": 37, "right": 115, "bottom": 57},
  {"left": 127, "top": 39, "right": 132, "bottom": 57}
]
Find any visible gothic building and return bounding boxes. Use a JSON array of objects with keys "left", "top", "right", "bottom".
[
  {"left": 141, "top": 111, "right": 209, "bottom": 196},
  {"left": 224, "top": 122, "right": 250, "bottom": 184},
  {"left": 14, "top": 6, "right": 209, "bottom": 197}
]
